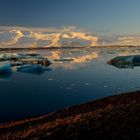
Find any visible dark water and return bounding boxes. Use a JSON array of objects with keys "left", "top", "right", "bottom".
[{"left": 0, "top": 47, "right": 140, "bottom": 123}]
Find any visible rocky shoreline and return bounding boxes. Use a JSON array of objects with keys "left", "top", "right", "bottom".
[{"left": 0, "top": 91, "right": 140, "bottom": 140}]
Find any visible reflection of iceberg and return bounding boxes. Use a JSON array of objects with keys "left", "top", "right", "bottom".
[
  {"left": 108, "top": 55, "right": 140, "bottom": 68},
  {"left": 10, "top": 61, "right": 24, "bottom": 67},
  {"left": 54, "top": 58, "right": 74, "bottom": 62},
  {"left": 0, "top": 61, "right": 12, "bottom": 74},
  {"left": 0, "top": 53, "right": 20, "bottom": 61},
  {"left": 0, "top": 53, "right": 40, "bottom": 60},
  {"left": 44, "top": 67, "right": 52, "bottom": 72},
  {"left": 17, "top": 64, "right": 45, "bottom": 75},
  {"left": 25, "top": 53, "right": 40, "bottom": 57},
  {"left": 0, "top": 73, "right": 12, "bottom": 81}
]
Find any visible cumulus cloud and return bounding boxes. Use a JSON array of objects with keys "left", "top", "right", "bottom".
[
  {"left": 97, "top": 35, "right": 140, "bottom": 46},
  {"left": 1, "top": 26, "right": 140, "bottom": 47},
  {"left": 1, "top": 30, "right": 24, "bottom": 46},
  {"left": 69, "top": 32, "right": 98, "bottom": 46},
  {"left": 0, "top": 26, "right": 100, "bottom": 47},
  {"left": 116, "top": 36, "right": 140, "bottom": 45},
  {"left": 0, "top": 26, "right": 78, "bottom": 47}
]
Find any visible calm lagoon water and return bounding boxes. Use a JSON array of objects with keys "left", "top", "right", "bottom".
[{"left": 0, "top": 47, "right": 140, "bottom": 122}]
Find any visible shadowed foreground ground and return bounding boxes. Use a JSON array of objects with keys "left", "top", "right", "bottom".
[{"left": 0, "top": 91, "right": 140, "bottom": 140}]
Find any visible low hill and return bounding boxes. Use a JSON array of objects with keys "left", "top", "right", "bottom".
[{"left": 0, "top": 91, "right": 140, "bottom": 140}]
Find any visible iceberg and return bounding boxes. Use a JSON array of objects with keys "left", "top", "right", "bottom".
[
  {"left": 0, "top": 61, "right": 12, "bottom": 74},
  {"left": 108, "top": 55, "right": 140, "bottom": 68},
  {"left": 17, "top": 64, "right": 45, "bottom": 75},
  {"left": 0, "top": 53, "right": 20, "bottom": 61},
  {"left": 0, "top": 52, "right": 52, "bottom": 68}
]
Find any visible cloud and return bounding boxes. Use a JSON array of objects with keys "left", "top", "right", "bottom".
[
  {"left": 96, "top": 29, "right": 112, "bottom": 33},
  {"left": 2, "top": 26, "right": 140, "bottom": 47},
  {"left": 97, "top": 35, "right": 140, "bottom": 46},
  {"left": 66, "top": 32, "right": 98, "bottom": 46},
  {"left": 99, "top": 36, "right": 140, "bottom": 46},
  {"left": 0, "top": 26, "right": 77, "bottom": 33},
  {"left": 0, "top": 26, "right": 100, "bottom": 47},
  {"left": 0, "top": 26, "right": 98, "bottom": 47},
  {"left": 0, "top": 26, "right": 78, "bottom": 47},
  {"left": 1, "top": 30, "right": 24, "bottom": 46},
  {"left": 116, "top": 36, "right": 140, "bottom": 45}
]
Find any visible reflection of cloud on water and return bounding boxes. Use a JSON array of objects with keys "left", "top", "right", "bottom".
[
  {"left": 72, "top": 52, "right": 98, "bottom": 63},
  {"left": 27, "top": 50, "right": 38, "bottom": 54},
  {"left": 47, "top": 50, "right": 98, "bottom": 70},
  {"left": 48, "top": 51, "right": 61, "bottom": 60},
  {"left": 119, "top": 52, "right": 140, "bottom": 56},
  {"left": 52, "top": 63, "right": 77, "bottom": 70},
  {"left": 117, "top": 48, "right": 140, "bottom": 56}
]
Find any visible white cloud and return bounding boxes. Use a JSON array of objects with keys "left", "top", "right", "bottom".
[
  {"left": 1, "top": 26, "right": 140, "bottom": 47},
  {"left": 1, "top": 30, "right": 24, "bottom": 46},
  {"left": 116, "top": 36, "right": 140, "bottom": 45},
  {"left": 0, "top": 26, "right": 99, "bottom": 47}
]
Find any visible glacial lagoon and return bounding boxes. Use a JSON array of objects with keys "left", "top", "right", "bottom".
[{"left": 1, "top": 47, "right": 140, "bottom": 123}]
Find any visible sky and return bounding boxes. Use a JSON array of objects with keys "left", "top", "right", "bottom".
[{"left": 0, "top": 0, "right": 140, "bottom": 35}]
